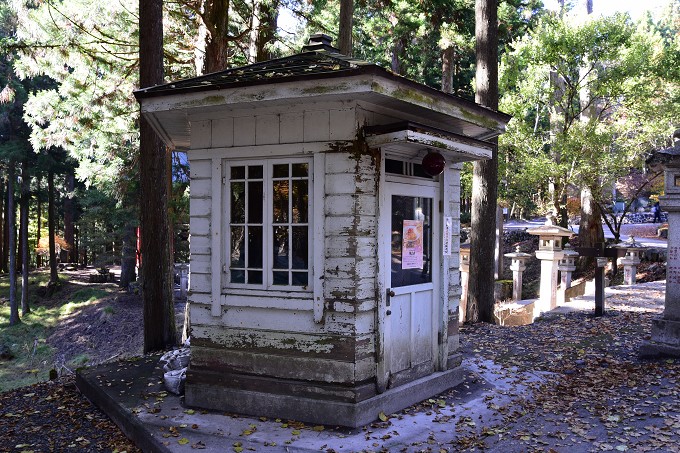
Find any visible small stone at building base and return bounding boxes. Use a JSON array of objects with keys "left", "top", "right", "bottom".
[
  {"left": 639, "top": 317, "right": 680, "bottom": 358},
  {"left": 639, "top": 340, "right": 680, "bottom": 358}
]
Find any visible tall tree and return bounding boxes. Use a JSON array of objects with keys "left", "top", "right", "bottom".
[
  {"left": 20, "top": 158, "right": 30, "bottom": 314},
  {"left": 139, "top": 0, "right": 177, "bottom": 352},
  {"left": 7, "top": 159, "right": 19, "bottom": 325},
  {"left": 467, "top": 0, "right": 498, "bottom": 324},
  {"left": 62, "top": 171, "right": 75, "bottom": 263},
  {"left": 338, "top": 0, "right": 353, "bottom": 55},
  {"left": 47, "top": 164, "right": 58, "bottom": 285}
]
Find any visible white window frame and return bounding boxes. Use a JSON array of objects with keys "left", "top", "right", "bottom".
[{"left": 223, "top": 157, "right": 314, "bottom": 294}]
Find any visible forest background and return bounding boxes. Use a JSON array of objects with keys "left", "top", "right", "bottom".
[{"left": 0, "top": 0, "right": 678, "bottom": 335}]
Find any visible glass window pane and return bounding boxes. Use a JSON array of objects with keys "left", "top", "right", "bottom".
[
  {"left": 273, "top": 226, "right": 289, "bottom": 269},
  {"left": 230, "top": 226, "right": 245, "bottom": 267},
  {"left": 273, "top": 271, "right": 289, "bottom": 285},
  {"left": 248, "top": 271, "right": 262, "bottom": 284},
  {"left": 292, "top": 163, "right": 308, "bottom": 177},
  {"left": 248, "top": 181, "right": 263, "bottom": 223},
  {"left": 291, "top": 226, "right": 308, "bottom": 269},
  {"left": 390, "top": 195, "right": 433, "bottom": 288},
  {"left": 231, "top": 182, "right": 245, "bottom": 223},
  {"left": 231, "top": 269, "right": 245, "bottom": 284},
  {"left": 248, "top": 165, "right": 263, "bottom": 179},
  {"left": 292, "top": 272, "right": 308, "bottom": 286},
  {"left": 385, "top": 159, "right": 404, "bottom": 175},
  {"left": 292, "top": 180, "right": 308, "bottom": 223},
  {"left": 273, "top": 181, "right": 289, "bottom": 223},
  {"left": 248, "top": 226, "right": 263, "bottom": 268},
  {"left": 273, "top": 164, "right": 288, "bottom": 178},
  {"left": 231, "top": 166, "right": 245, "bottom": 179}
]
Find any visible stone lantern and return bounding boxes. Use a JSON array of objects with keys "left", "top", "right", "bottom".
[
  {"left": 459, "top": 244, "right": 471, "bottom": 323},
  {"left": 641, "top": 132, "right": 680, "bottom": 358},
  {"left": 613, "top": 237, "right": 645, "bottom": 285},
  {"left": 559, "top": 244, "right": 579, "bottom": 289},
  {"left": 527, "top": 215, "right": 574, "bottom": 315},
  {"left": 557, "top": 243, "right": 579, "bottom": 304},
  {"left": 504, "top": 246, "right": 532, "bottom": 301}
]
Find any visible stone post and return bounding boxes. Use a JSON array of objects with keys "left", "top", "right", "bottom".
[
  {"left": 459, "top": 244, "right": 470, "bottom": 323},
  {"left": 504, "top": 246, "right": 532, "bottom": 301},
  {"left": 641, "top": 140, "right": 680, "bottom": 357},
  {"left": 527, "top": 215, "right": 574, "bottom": 315},
  {"left": 558, "top": 244, "right": 579, "bottom": 305},
  {"left": 614, "top": 237, "right": 645, "bottom": 285},
  {"left": 178, "top": 263, "right": 189, "bottom": 299}
]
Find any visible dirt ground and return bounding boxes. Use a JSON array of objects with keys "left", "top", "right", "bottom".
[{"left": 42, "top": 268, "right": 184, "bottom": 371}]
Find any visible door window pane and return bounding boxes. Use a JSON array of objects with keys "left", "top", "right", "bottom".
[{"left": 390, "top": 195, "right": 433, "bottom": 288}]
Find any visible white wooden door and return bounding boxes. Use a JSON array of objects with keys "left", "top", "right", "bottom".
[{"left": 383, "top": 182, "right": 440, "bottom": 384}]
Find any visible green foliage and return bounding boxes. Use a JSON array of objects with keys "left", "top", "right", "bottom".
[
  {"left": 498, "top": 8, "right": 680, "bottom": 218},
  {"left": 0, "top": 270, "right": 111, "bottom": 392},
  {"left": 76, "top": 186, "right": 136, "bottom": 267},
  {"left": 298, "top": 0, "right": 542, "bottom": 94}
]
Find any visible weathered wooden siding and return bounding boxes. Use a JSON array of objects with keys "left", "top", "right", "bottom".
[
  {"left": 187, "top": 158, "right": 212, "bottom": 299},
  {"left": 186, "top": 103, "right": 381, "bottom": 392},
  {"left": 446, "top": 164, "right": 462, "bottom": 365}
]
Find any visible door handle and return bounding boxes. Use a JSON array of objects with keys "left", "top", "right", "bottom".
[{"left": 386, "top": 289, "right": 395, "bottom": 306}]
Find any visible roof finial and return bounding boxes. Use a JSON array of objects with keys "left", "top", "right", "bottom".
[{"left": 302, "top": 33, "right": 341, "bottom": 53}]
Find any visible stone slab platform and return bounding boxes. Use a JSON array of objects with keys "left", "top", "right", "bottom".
[{"left": 76, "top": 357, "right": 467, "bottom": 452}]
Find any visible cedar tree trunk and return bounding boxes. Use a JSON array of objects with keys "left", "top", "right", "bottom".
[
  {"left": 20, "top": 160, "right": 30, "bottom": 315},
  {"left": 339, "top": 0, "right": 353, "bottom": 56},
  {"left": 140, "top": 0, "right": 177, "bottom": 352},
  {"left": 47, "top": 168, "right": 58, "bottom": 285},
  {"left": 62, "top": 172, "right": 75, "bottom": 263},
  {"left": 8, "top": 161, "right": 19, "bottom": 325},
  {"left": 467, "top": 0, "right": 498, "bottom": 324}
]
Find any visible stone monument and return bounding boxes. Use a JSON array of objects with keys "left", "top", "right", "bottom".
[{"left": 640, "top": 131, "right": 680, "bottom": 358}]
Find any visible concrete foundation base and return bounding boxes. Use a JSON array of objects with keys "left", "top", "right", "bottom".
[
  {"left": 185, "top": 366, "right": 464, "bottom": 428},
  {"left": 639, "top": 317, "right": 680, "bottom": 358}
]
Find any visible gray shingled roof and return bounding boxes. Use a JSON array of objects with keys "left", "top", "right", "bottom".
[{"left": 137, "top": 51, "right": 363, "bottom": 96}]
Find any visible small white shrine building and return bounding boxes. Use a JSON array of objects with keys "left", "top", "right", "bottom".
[{"left": 135, "top": 34, "right": 510, "bottom": 427}]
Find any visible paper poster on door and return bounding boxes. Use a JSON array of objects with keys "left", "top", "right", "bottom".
[{"left": 402, "top": 220, "right": 423, "bottom": 269}]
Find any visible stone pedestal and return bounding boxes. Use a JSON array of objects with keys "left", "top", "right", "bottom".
[
  {"left": 640, "top": 144, "right": 680, "bottom": 358},
  {"left": 535, "top": 249, "right": 564, "bottom": 313},
  {"left": 177, "top": 263, "right": 189, "bottom": 299},
  {"left": 504, "top": 246, "right": 532, "bottom": 301},
  {"left": 459, "top": 245, "right": 470, "bottom": 323}
]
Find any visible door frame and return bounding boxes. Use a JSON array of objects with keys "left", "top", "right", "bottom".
[{"left": 376, "top": 156, "right": 451, "bottom": 393}]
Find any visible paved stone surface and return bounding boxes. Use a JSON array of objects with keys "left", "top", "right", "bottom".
[{"left": 76, "top": 281, "right": 679, "bottom": 452}]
